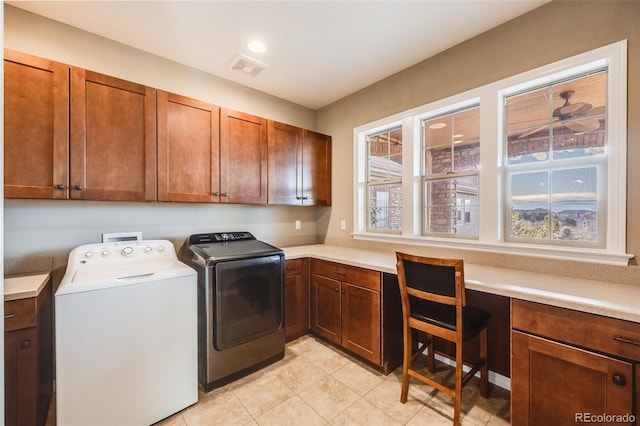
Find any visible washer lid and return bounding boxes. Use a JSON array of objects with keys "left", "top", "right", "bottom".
[
  {"left": 187, "top": 239, "right": 282, "bottom": 264},
  {"left": 57, "top": 258, "right": 195, "bottom": 296}
]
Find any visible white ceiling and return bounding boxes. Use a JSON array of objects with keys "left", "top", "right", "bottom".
[{"left": 9, "top": 1, "right": 549, "bottom": 110}]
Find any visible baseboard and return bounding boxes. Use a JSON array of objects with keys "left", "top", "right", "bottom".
[{"left": 434, "top": 353, "right": 511, "bottom": 391}]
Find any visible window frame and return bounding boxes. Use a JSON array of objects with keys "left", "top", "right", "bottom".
[
  {"left": 352, "top": 40, "right": 630, "bottom": 266},
  {"left": 501, "top": 70, "right": 608, "bottom": 248},
  {"left": 421, "top": 104, "right": 481, "bottom": 239},
  {"left": 365, "top": 125, "right": 404, "bottom": 234}
]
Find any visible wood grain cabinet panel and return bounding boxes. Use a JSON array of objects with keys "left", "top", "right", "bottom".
[
  {"left": 70, "top": 68, "right": 156, "bottom": 201},
  {"left": 4, "top": 49, "right": 69, "bottom": 199},
  {"left": 512, "top": 331, "right": 633, "bottom": 425},
  {"left": 302, "top": 129, "right": 332, "bottom": 206},
  {"left": 310, "top": 259, "right": 382, "bottom": 365},
  {"left": 284, "top": 259, "right": 309, "bottom": 342},
  {"left": 4, "top": 278, "right": 53, "bottom": 426},
  {"left": 157, "top": 91, "right": 220, "bottom": 202},
  {"left": 511, "top": 300, "right": 639, "bottom": 425},
  {"left": 268, "top": 121, "right": 302, "bottom": 205},
  {"left": 341, "top": 282, "right": 381, "bottom": 363},
  {"left": 220, "top": 108, "right": 268, "bottom": 204},
  {"left": 267, "top": 121, "right": 332, "bottom": 206},
  {"left": 4, "top": 327, "right": 38, "bottom": 426},
  {"left": 310, "top": 273, "right": 342, "bottom": 345}
]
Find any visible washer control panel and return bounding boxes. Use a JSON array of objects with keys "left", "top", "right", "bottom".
[{"left": 72, "top": 240, "right": 175, "bottom": 266}]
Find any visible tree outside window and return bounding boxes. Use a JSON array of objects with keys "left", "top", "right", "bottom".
[{"left": 505, "top": 72, "right": 606, "bottom": 244}]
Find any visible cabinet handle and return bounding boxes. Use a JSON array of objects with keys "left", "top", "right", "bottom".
[
  {"left": 342, "top": 290, "right": 346, "bottom": 295},
  {"left": 613, "top": 335, "right": 640, "bottom": 346},
  {"left": 334, "top": 287, "right": 339, "bottom": 292},
  {"left": 4, "top": 314, "right": 16, "bottom": 319},
  {"left": 74, "top": 184, "right": 84, "bottom": 191},
  {"left": 336, "top": 271, "right": 346, "bottom": 276},
  {"left": 55, "top": 184, "right": 66, "bottom": 190},
  {"left": 296, "top": 196, "right": 302, "bottom": 200},
  {"left": 222, "top": 192, "right": 229, "bottom": 197},
  {"left": 20, "top": 340, "right": 32, "bottom": 349},
  {"left": 612, "top": 374, "right": 626, "bottom": 386},
  {"left": 302, "top": 196, "right": 309, "bottom": 200},
  {"left": 213, "top": 191, "right": 220, "bottom": 196}
]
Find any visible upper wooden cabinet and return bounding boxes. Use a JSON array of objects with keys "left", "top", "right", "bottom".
[
  {"left": 5, "top": 50, "right": 332, "bottom": 206},
  {"left": 268, "top": 121, "right": 332, "bottom": 206},
  {"left": 70, "top": 68, "right": 157, "bottom": 201},
  {"left": 157, "top": 91, "right": 220, "bottom": 203},
  {"left": 220, "top": 108, "right": 268, "bottom": 204},
  {"left": 4, "top": 49, "right": 69, "bottom": 199},
  {"left": 302, "top": 129, "right": 332, "bottom": 206}
]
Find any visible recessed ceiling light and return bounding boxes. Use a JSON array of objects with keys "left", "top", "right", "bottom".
[
  {"left": 248, "top": 40, "right": 266, "bottom": 53},
  {"left": 429, "top": 122, "right": 446, "bottom": 129}
]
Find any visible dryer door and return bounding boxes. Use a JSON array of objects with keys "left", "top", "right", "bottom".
[{"left": 213, "top": 254, "right": 283, "bottom": 350}]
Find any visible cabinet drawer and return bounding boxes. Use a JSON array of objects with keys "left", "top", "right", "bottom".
[
  {"left": 512, "top": 299, "right": 640, "bottom": 361},
  {"left": 311, "top": 259, "right": 380, "bottom": 292},
  {"left": 285, "top": 258, "right": 305, "bottom": 276},
  {"left": 4, "top": 298, "right": 37, "bottom": 332}
]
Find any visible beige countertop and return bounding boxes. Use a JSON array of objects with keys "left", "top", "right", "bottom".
[
  {"left": 4, "top": 273, "right": 51, "bottom": 301},
  {"left": 283, "top": 244, "right": 640, "bottom": 324}
]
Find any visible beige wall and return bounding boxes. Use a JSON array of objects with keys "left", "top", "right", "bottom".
[
  {"left": 3, "top": 5, "right": 324, "bottom": 269},
  {"left": 316, "top": 1, "right": 640, "bottom": 285},
  {"left": 5, "top": 2, "right": 640, "bottom": 285}
]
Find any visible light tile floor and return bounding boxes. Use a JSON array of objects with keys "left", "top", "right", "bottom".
[{"left": 47, "top": 335, "right": 511, "bottom": 425}]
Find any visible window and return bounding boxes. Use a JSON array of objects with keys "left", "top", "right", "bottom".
[
  {"left": 367, "top": 126, "right": 402, "bottom": 232},
  {"left": 422, "top": 106, "right": 480, "bottom": 237},
  {"left": 353, "top": 41, "right": 629, "bottom": 265},
  {"left": 504, "top": 72, "right": 606, "bottom": 246}
]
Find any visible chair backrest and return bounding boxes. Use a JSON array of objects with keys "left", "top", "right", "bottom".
[{"left": 395, "top": 252, "right": 466, "bottom": 308}]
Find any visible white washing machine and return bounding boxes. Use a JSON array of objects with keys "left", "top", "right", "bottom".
[{"left": 55, "top": 239, "right": 198, "bottom": 426}]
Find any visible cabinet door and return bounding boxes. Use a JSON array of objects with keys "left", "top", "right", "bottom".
[
  {"left": 302, "top": 129, "right": 331, "bottom": 206},
  {"left": 284, "top": 273, "right": 309, "bottom": 341},
  {"left": 310, "top": 274, "right": 341, "bottom": 345},
  {"left": 512, "top": 330, "right": 633, "bottom": 425},
  {"left": 284, "top": 259, "right": 309, "bottom": 341},
  {"left": 268, "top": 121, "right": 303, "bottom": 205},
  {"left": 341, "top": 282, "right": 381, "bottom": 364},
  {"left": 4, "top": 328, "right": 38, "bottom": 426},
  {"left": 220, "top": 108, "right": 267, "bottom": 204},
  {"left": 70, "top": 68, "right": 156, "bottom": 201},
  {"left": 4, "top": 49, "right": 69, "bottom": 199},
  {"left": 157, "top": 91, "right": 220, "bottom": 202}
]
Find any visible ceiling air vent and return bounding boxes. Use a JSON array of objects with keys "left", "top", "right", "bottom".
[{"left": 228, "top": 54, "right": 268, "bottom": 77}]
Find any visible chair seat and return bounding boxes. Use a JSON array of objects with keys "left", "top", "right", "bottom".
[{"left": 410, "top": 299, "right": 490, "bottom": 338}]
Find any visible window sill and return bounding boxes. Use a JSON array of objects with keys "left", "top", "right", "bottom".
[{"left": 351, "top": 232, "right": 633, "bottom": 266}]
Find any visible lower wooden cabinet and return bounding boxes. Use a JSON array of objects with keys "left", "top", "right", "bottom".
[
  {"left": 310, "top": 259, "right": 381, "bottom": 364},
  {"left": 511, "top": 299, "right": 639, "bottom": 425},
  {"left": 4, "top": 278, "right": 53, "bottom": 426},
  {"left": 284, "top": 258, "right": 309, "bottom": 341}
]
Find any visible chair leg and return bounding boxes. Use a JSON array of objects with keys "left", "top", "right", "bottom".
[
  {"left": 480, "top": 326, "right": 489, "bottom": 398},
  {"left": 453, "top": 342, "right": 463, "bottom": 426},
  {"left": 426, "top": 333, "right": 435, "bottom": 373},
  {"left": 400, "top": 326, "right": 412, "bottom": 403}
]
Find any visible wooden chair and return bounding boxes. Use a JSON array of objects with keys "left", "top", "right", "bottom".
[{"left": 395, "top": 252, "right": 490, "bottom": 425}]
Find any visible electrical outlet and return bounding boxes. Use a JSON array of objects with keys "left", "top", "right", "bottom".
[
  {"left": 295, "top": 220, "right": 301, "bottom": 230},
  {"left": 340, "top": 220, "right": 346, "bottom": 231}
]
